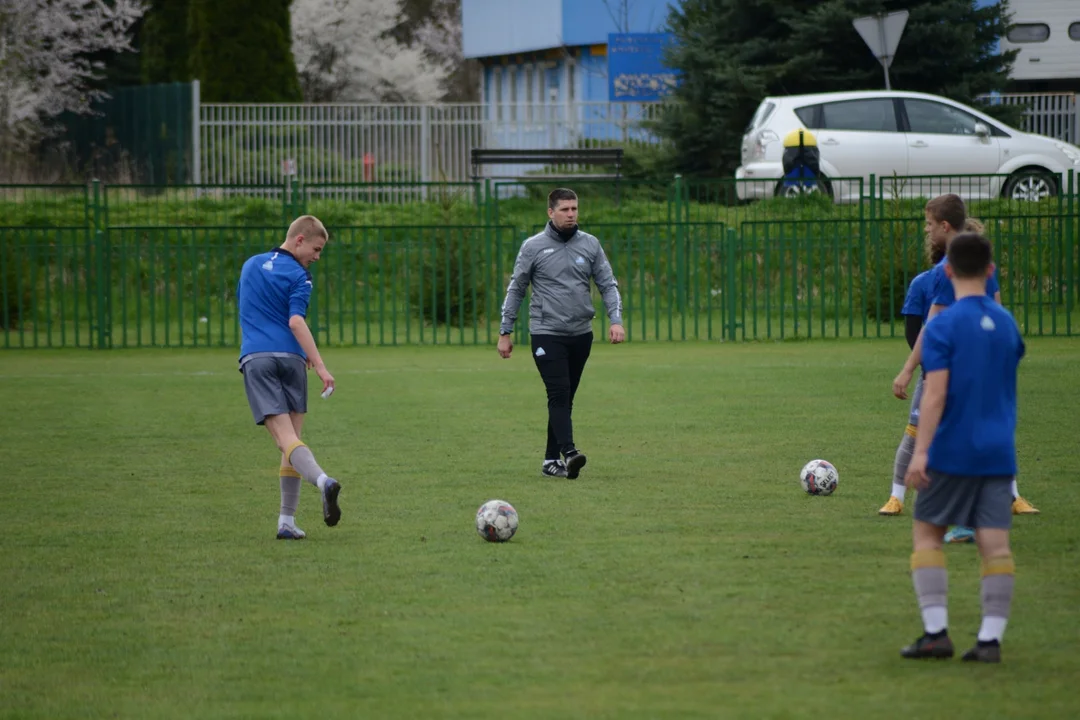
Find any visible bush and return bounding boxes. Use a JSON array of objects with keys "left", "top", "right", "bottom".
[
  {"left": 409, "top": 229, "right": 487, "bottom": 327},
  {"left": 1, "top": 244, "right": 34, "bottom": 330}
]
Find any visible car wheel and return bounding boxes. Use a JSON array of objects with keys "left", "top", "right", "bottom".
[{"left": 1004, "top": 170, "right": 1057, "bottom": 202}]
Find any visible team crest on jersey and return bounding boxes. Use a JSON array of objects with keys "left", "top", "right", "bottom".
[{"left": 981, "top": 315, "right": 996, "bottom": 331}]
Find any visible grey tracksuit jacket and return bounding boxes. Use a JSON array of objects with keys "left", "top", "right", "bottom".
[{"left": 499, "top": 223, "right": 623, "bottom": 336}]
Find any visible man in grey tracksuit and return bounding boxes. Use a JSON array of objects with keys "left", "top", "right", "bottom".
[{"left": 497, "top": 188, "right": 625, "bottom": 479}]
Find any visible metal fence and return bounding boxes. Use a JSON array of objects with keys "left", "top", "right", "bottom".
[{"left": 2, "top": 175, "right": 1077, "bottom": 348}]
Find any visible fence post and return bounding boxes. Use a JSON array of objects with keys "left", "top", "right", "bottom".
[
  {"left": 91, "top": 180, "right": 109, "bottom": 349},
  {"left": 420, "top": 105, "right": 432, "bottom": 187},
  {"left": 191, "top": 79, "right": 201, "bottom": 184},
  {"left": 726, "top": 228, "right": 738, "bottom": 342}
]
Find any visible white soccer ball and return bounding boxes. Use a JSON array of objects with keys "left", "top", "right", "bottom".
[
  {"left": 800, "top": 459, "right": 839, "bottom": 496},
  {"left": 476, "top": 499, "right": 519, "bottom": 542}
]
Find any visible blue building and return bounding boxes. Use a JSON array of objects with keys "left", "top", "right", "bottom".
[{"left": 462, "top": 0, "right": 675, "bottom": 109}]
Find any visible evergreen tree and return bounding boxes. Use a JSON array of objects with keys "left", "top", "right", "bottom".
[
  {"left": 141, "top": 0, "right": 191, "bottom": 84},
  {"left": 188, "top": 0, "right": 302, "bottom": 102},
  {"left": 658, "top": 0, "right": 1017, "bottom": 178}
]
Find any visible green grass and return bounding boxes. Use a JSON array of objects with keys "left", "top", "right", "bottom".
[{"left": 1, "top": 340, "right": 1079, "bottom": 719}]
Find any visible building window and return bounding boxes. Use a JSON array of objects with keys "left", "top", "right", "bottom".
[
  {"left": 525, "top": 64, "right": 534, "bottom": 121},
  {"left": 509, "top": 67, "right": 518, "bottom": 121},
  {"left": 1007, "top": 24, "right": 1050, "bottom": 43},
  {"left": 567, "top": 62, "right": 576, "bottom": 103},
  {"left": 492, "top": 67, "right": 502, "bottom": 121},
  {"left": 1070, "top": 22, "right": 1080, "bottom": 41}
]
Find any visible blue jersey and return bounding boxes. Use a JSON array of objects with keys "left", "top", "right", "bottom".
[
  {"left": 238, "top": 249, "right": 313, "bottom": 360},
  {"left": 929, "top": 257, "right": 1000, "bottom": 307},
  {"left": 922, "top": 296, "right": 1024, "bottom": 476},
  {"left": 901, "top": 270, "right": 934, "bottom": 322}
]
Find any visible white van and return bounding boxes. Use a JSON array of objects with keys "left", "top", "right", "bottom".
[{"left": 736, "top": 90, "right": 1080, "bottom": 201}]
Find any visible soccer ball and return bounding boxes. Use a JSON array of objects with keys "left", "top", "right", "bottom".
[
  {"left": 800, "top": 459, "right": 839, "bottom": 496},
  {"left": 475, "top": 499, "right": 519, "bottom": 542}
]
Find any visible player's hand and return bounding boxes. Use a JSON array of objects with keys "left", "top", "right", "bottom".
[
  {"left": 608, "top": 323, "right": 626, "bottom": 344},
  {"left": 893, "top": 367, "right": 913, "bottom": 399},
  {"left": 315, "top": 365, "right": 335, "bottom": 395},
  {"left": 904, "top": 451, "right": 931, "bottom": 491},
  {"left": 497, "top": 334, "right": 513, "bottom": 359}
]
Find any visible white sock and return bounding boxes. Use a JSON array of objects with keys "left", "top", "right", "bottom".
[
  {"left": 922, "top": 606, "right": 948, "bottom": 634},
  {"left": 891, "top": 483, "right": 906, "bottom": 502},
  {"left": 316, "top": 473, "right": 328, "bottom": 491},
  {"left": 978, "top": 616, "right": 1008, "bottom": 642},
  {"left": 1010, "top": 479, "right": 1019, "bottom": 498},
  {"left": 279, "top": 514, "right": 296, "bottom": 528}
]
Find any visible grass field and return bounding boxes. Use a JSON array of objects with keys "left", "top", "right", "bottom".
[{"left": 2, "top": 339, "right": 1078, "bottom": 719}]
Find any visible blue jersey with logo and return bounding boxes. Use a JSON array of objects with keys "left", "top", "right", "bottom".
[
  {"left": 930, "top": 257, "right": 1000, "bottom": 307},
  {"left": 922, "top": 296, "right": 1024, "bottom": 476},
  {"left": 901, "top": 270, "right": 934, "bottom": 322},
  {"left": 238, "top": 249, "right": 313, "bottom": 360}
]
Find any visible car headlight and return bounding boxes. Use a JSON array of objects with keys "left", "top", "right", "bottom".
[{"left": 1054, "top": 142, "right": 1080, "bottom": 164}]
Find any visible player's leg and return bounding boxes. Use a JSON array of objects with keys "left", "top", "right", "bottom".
[
  {"left": 269, "top": 356, "right": 341, "bottom": 527},
  {"left": 532, "top": 335, "right": 576, "bottom": 475},
  {"left": 562, "top": 332, "right": 593, "bottom": 479},
  {"left": 963, "top": 478, "right": 1015, "bottom": 663},
  {"left": 276, "top": 412, "right": 306, "bottom": 539},
  {"left": 880, "top": 374, "right": 922, "bottom": 515},
  {"left": 901, "top": 470, "right": 966, "bottom": 659}
]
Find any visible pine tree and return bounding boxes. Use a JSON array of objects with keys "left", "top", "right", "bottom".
[
  {"left": 658, "top": 0, "right": 1017, "bottom": 178},
  {"left": 188, "top": 0, "right": 302, "bottom": 102},
  {"left": 141, "top": 0, "right": 191, "bottom": 84}
]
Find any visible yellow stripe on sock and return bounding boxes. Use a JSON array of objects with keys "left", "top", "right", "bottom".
[
  {"left": 284, "top": 441, "right": 306, "bottom": 464},
  {"left": 981, "top": 554, "right": 1015, "bottom": 577},
  {"left": 279, "top": 465, "right": 301, "bottom": 478},
  {"left": 910, "top": 549, "right": 946, "bottom": 571},
  {"left": 904, "top": 423, "right": 918, "bottom": 438}
]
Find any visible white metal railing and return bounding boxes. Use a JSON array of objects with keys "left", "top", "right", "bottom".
[
  {"left": 197, "top": 101, "right": 664, "bottom": 186},
  {"left": 979, "top": 92, "right": 1079, "bottom": 145},
  {"left": 195, "top": 94, "right": 1078, "bottom": 187}
]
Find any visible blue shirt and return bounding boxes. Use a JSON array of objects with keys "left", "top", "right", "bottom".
[
  {"left": 901, "top": 270, "right": 934, "bottom": 322},
  {"left": 929, "top": 257, "right": 1000, "bottom": 307},
  {"left": 922, "top": 296, "right": 1025, "bottom": 476},
  {"left": 238, "top": 249, "right": 313, "bottom": 360}
]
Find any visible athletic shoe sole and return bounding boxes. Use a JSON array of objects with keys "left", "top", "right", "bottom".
[{"left": 565, "top": 453, "right": 587, "bottom": 479}]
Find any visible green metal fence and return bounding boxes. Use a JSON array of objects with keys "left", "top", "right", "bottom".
[{"left": 1, "top": 174, "right": 1078, "bottom": 348}]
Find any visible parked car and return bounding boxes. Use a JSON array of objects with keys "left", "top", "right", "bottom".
[{"left": 736, "top": 90, "right": 1080, "bottom": 202}]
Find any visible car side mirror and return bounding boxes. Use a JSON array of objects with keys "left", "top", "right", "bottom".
[{"left": 974, "top": 122, "right": 990, "bottom": 138}]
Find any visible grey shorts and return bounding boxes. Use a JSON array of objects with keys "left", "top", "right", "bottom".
[
  {"left": 908, "top": 373, "right": 924, "bottom": 427},
  {"left": 240, "top": 354, "right": 307, "bottom": 425},
  {"left": 913, "top": 471, "right": 1013, "bottom": 530}
]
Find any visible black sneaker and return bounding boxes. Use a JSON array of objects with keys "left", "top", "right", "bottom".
[
  {"left": 961, "top": 640, "right": 1001, "bottom": 663},
  {"left": 564, "top": 451, "right": 587, "bottom": 479},
  {"left": 900, "top": 631, "right": 954, "bottom": 659},
  {"left": 541, "top": 460, "right": 568, "bottom": 478},
  {"left": 321, "top": 478, "right": 341, "bottom": 527}
]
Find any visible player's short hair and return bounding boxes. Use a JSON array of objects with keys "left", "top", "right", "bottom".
[
  {"left": 947, "top": 232, "right": 993, "bottom": 279},
  {"left": 925, "top": 193, "right": 966, "bottom": 232},
  {"left": 286, "top": 215, "right": 328, "bottom": 243},
  {"left": 548, "top": 188, "right": 577, "bottom": 210}
]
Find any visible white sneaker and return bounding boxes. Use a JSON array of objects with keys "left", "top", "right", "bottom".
[{"left": 276, "top": 524, "right": 306, "bottom": 540}]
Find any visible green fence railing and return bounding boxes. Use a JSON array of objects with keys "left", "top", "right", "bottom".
[{"left": 1, "top": 174, "right": 1078, "bottom": 348}]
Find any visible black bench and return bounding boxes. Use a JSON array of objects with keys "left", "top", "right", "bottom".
[{"left": 470, "top": 147, "right": 624, "bottom": 181}]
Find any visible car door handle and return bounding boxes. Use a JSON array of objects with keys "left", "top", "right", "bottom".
[
  {"left": 910, "top": 141, "right": 929, "bottom": 148},
  {"left": 821, "top": 139, "right": 839, "bottom": 146}
]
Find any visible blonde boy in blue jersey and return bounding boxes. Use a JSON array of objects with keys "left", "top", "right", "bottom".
[
  {"left": 237, "top": 215, "right": 342, "bottom": 539},
  {"left": 900, "top": 231, "right": 1022, "bottom": 663}
]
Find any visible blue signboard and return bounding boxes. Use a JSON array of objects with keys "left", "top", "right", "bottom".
[{"left": 607, "top": 33, "right": 678, "bottom": 102}]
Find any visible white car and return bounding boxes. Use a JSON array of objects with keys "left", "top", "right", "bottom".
[{"left": 736, "top": 90, "right": 1080, "bottom": 202}]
